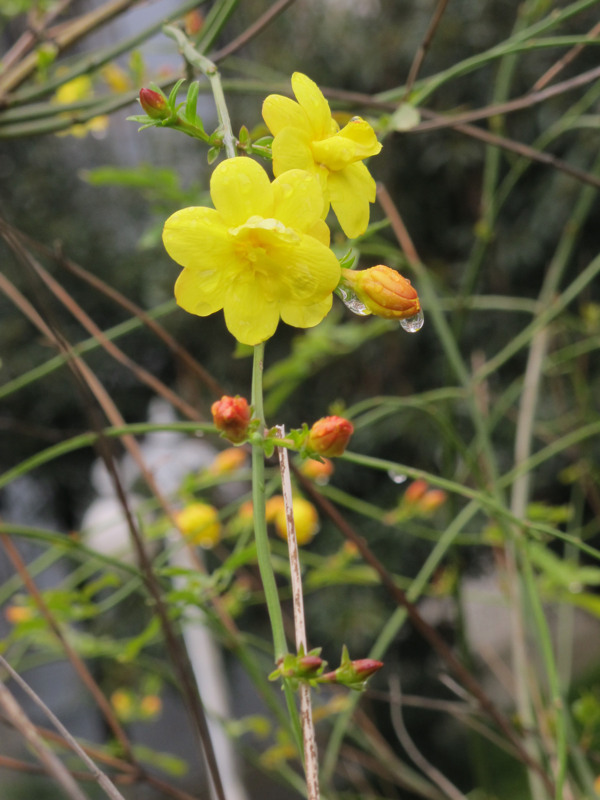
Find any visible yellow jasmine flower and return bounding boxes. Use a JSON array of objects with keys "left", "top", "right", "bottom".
[
  {"left": 175, "top": 502, "right": 221, "bottom": 548},
  {"left": 53, "top": 75, "right": 109, "bottom": 138},
  {"left": 273, "top": 496, "right": 319, "bottom": 546},
  {"left": 262, "top": 72, "right": 382, "bottom": 239},
  {"left": 163, "top": 157, "right": 340, "bottom": 346}
]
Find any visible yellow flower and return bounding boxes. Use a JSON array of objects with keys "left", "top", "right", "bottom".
[
  {"left": 53, "top": 75, "right": 109, "bottom": 138},
  {"left": 262, "top": 72, "right": 382, "bottom": 239},
  {"left": 274, "top": 496, "right": 319, "bottom": 546},
  {"left": 163, "top": 157, "right": 340, "bottom": 346},
  {"left": 176, "top": 502, "right": 221, "bottom": 548}
]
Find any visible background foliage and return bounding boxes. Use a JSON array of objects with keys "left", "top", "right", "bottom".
[{"left": 1, "top": 1, "right": 600, "bottom": 799}]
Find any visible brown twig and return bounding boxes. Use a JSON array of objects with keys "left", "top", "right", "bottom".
[
  {"left": 532, "top": 20, "right": 600, "bottom": 91},
  {"left": 0, "top": 0, "right": 75, "bottom": 73},
  {"left": 412, "top": 63, "right": 600, "bottom": 132},
  {"left": 0, "top": 218, "right": 223, "bottom": 398},
  {"left": 276, "top": 427, "right": 320, "bottom": 800},
  {"left": 403, "top": 0, "right": 450, "bottom": 99},
  {"left": 211, "top": 0, "right": 298, "bottom": 62},
  {"left": 0, "top": 0, "right": 142, "bottom": 97},
  {"left": 0, "top": 244, "right": 229, "bottom": 799},
  {"left": 0, "top": 681, "right": 90, "bottom": 800},
  {"left": 0, "top": 656, "right": 127, "bottom": 800},
  {"left": 292, "top": 469, "right": 555, "bottom": 795},
  {"left": 0, "top": 532, "right": 137, "bottom": 766}
]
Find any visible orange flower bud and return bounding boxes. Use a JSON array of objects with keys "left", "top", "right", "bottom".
[
  {"left": 300, "top": 457, "right": 334, "bottom": 484},
  {"left": 211, "top": 395, "right": 251, "bottom": 443},
  {"left": 340, "top": 265, "right": 420, "bottom": 320},
  {"left": 404, "top": 479, "right": 429, "bottom": 505},
  {"left": 210, "top": 447, "right": 247, "bottom": 475},
  {"left": 139, "top": 87, "right": 170, "bottom": 120},
  {"left": 307, "top": 416, "right": 354, "bottom": 457},
  {"left": 419, "top": 489, "right": 447, "bottom": 514}
]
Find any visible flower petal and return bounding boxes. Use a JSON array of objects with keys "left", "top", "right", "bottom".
[
  {"left": 328, "top": 162, "right": 376, "bottom": 238},
  {"left": 163, "top": 206, "right": 233, "bottom": 271},
  {"left": 175, "top": 267, "right": 228, "bottom": 316},
  {"left": 222, "top": 274, "right": 280, "bottom": 345},
  {"left": 210, "top": 157, "right": 273, "bottom": 226},
  {"left": 280, "top": 293, "right": 333, "bottom": 329},
  {"left": 262, "top": 93, "right": 311, "bottom": 137},
  {"left": 272, "top": 169, "right": 325, "bottom": 231},
  {"left": 266, "top": 233, "right": 340, "bottom": 301},
  {"left": 271, "top": 127, "right": 315, "bottom": 177},
  {"left": 338, "top": 117, "right": 382, "bottom": 159},
  {"left": 291, "top": 72, "right": 337, "bottom": 139}
]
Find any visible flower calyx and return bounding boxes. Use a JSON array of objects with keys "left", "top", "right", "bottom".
[
  {"left": 318, "top": 645, "right": 383, "bottom": 691},
  {"left": 269, "top": 647, "right": 326, "bottom": 689}
]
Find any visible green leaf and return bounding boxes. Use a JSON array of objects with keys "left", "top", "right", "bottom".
[
  {"left": 167, "top": 78, "right": 186, "bottom": 108},
  {"left": 184, "top": 81, "right": 203, "bottom": 131},
  {"left": 389, "top": 103, "right": 421, "bottom": 132},
  {"left": 207, "top": 146, "right": 220, "bottom": 165}
]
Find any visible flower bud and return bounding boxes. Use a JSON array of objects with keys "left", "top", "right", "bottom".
[
  {"left": 209, "top": 447, "right": 247, "bottom": 475},
  {"left": 340, "top": 265, "right": 420, "bottom": 320},
  {"left": 139, "top": 87, "right": 170, "bottom": 120},
  {"left": 300, "top": 457, "right": 334, "bottom": 484},
  {"left": 404, "top": 479, "right": 429, "bottom": 505},
  {"left": 211, "top": 395, "right": 251, "bottom": 443},
  {"left": 319, "top": 649, "right": 383, "bottom": 690},
  {"left": 419, "top": 489, "right": 447, "bottom": 514},
  {"left": 176, "top": 502, "right": 221, "bottom": 548},
  {"left": 307, "top": 416, "right": 354, "bottom": 457}
]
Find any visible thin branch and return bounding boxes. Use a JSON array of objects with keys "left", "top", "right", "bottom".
[
  {"left": 276, "top": 426, "right": 320, "bottom": 800},
  {"left": 532, "top": 20, "right": 600, "bottom": 91},
  {"left": 0, "top": 656, "right": 127, "bottom": 800},
  {"left": 403, "top": 0, "right": 450, "bottom": 99},
  {"left": 389, "top": 674, "right": 468, "bottom": 800},
  {"left": 211, "top": 0, "right": 298, "bottom": 62},
  {"left": 0, "top": 680, "right": 90, "bottom": 800},
  {"left": 292, "top": 468, "right": 555, "bottom": 795}
]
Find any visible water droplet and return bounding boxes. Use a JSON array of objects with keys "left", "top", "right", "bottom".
[
  {"left": 399, "top": 309, "right": 424, "bottom": 333},
  {"left": 388, "top": 470, "right": 407, "bottom": 484},
  {"left": 339, "top": 286, "right": 369, "bottom": 316}
]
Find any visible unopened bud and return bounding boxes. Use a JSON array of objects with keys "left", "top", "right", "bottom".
[
  {"left": 211, "top": 395, "right": 251, "bottom": 443},
  {"left": 318, "top": 645, "right": 383, "bottom": 690},
  {"left": 340, "top": 265, "right": 420, "bottom": 320},
  {"left": 419, "top": 489, "right": 447, "bottom": 513},
  {"left": 404, "top": 479, "right": 429, "bottom": 505},
  {"left": 139, "top": 87, "right": 170, "bottom": 120},
  {"left": 307, "top": 416, "right": 354, "bottom": 457}
]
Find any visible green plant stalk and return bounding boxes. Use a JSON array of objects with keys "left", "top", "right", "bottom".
[
  {"left": 323, "top": 500, "right": 480, "bottom": 782},
  {"left": 163, "top": 25, "right": 236, "bottom": 159},
  {"left": 250, "top": 343, "right": 303, "bottom": 754}
]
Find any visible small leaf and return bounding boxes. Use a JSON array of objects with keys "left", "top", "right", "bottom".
[
  {"left": 185, "top": 81, "right": 202, "bottom": 129},
  {"left": 238, "top": 124, "right": 250, "bottom": 144},
  {"left": 207, "top": 146, "right": 220, "bottom": 165},
  {"left": 389, "top": 103, "right": 421, "bottom": 132},
  {"left": 167, "top": 78, "right": 186, "bottom": 108}
]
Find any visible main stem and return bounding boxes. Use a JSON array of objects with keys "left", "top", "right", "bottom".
[{"left": 251, "top": 343, "right": 303, "bottom": 752}]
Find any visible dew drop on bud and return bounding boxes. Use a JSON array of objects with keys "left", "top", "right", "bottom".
[
  {"left": 388, "top": 469, "right": 407, "bottom": 484},
  {"left": 399, "top": 309, "right": 424, "bottom": 333},
  {"left": 339, "top": 286, "right": 370, "bottom": 316}
]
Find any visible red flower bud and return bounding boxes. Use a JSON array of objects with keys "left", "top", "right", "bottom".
[
  {"left": 349, "top": 659, "right": 384, "bottom": 679},
  {"left": 139, "top": 88, "right": 170, "bottom": 120},
  {"left": 340, "top": 265, "right": 420, "bottom": 320},
  {"left": 211, "top": 395, "right": 251, "bottom": 443},
  {"left": 307, "top": 416, "right": 354, "bottom": 457},
  {"left": 404, "top": 479, "right": 429, "bottom": 505},
  {"left": 297, "top": 655, "right": 326, "bottom": 676}
]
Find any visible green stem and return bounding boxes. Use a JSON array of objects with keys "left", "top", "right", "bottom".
[
  {"left": 163, "top": 25, "right": 236, "bottom": 159},
  {"left": 251, "top": 343, "right": 303, "bottom": 753}
]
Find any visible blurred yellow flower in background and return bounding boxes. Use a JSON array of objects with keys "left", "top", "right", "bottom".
[{"left": 176, "top": 502, "right": 221, "bottom": 548}]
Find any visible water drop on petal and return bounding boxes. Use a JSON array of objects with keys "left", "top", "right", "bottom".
[
  {"left": 399, "top": 309, "right": 424, "bottom": 333},
  {"left": 339, "top": 286, "right": 370, "bottom": 316},
  {"left": 388, "top": 469, "right": 407, "bottom": 484}
]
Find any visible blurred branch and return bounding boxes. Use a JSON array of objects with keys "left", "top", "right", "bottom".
[
  {"left": 0, "top": 0, "right": 142, "bottom": 96},
  {"left": 0, "top": 679, "right": 90, "bottom": 800},
  {"left": 403, "top": 0, "right": 449, "bottom": 99},
  {"left": 0, "top": 656, "right": 128, "bottom": 800}
]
